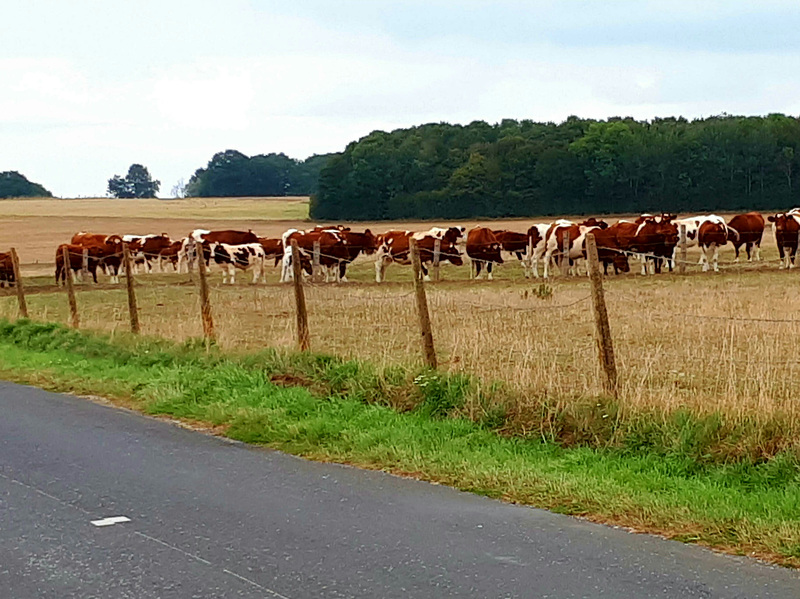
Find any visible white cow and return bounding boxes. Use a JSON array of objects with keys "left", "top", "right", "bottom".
[{"left": 528, "top": 222, "right": 561, "bottom": 278}]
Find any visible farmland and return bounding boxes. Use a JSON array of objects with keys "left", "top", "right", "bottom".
[
  {"left": 2, "top": 197, "right": 800, "bottom": 448},
  {"left": 4, "top": 196, "right": 800, "bottom": 564}
]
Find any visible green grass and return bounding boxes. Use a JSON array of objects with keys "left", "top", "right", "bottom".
[{"left": 0, "top": 318, "right": 799, "bottom": 566}]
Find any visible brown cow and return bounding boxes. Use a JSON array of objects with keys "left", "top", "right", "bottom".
[
  {"left": 157, "top": 240, "right": 184, "bottom": 271},
  {"left": 257, "top": 237, "right": 285, "bottom": 268},
  {"left": 55, "top": 244, "right": 106, "bottom": 284},
  {"left": 375, "top": 229, "right": 463, "bottom": 282},
  {"left": 591, "top": 224, "right": 630, "bottom": 275},
  {"left": 280, "top": 229, "right": 347, "bottom": 282},
  {"left": 493, "top": 229, "right": 532, "bottom": 277},
  {"left": 0, "top": 252, "right": 15, "bottom": 287},
  {"left": 727, "top": 212, "right": 765, "bottom": 262},
  {"left": 467, "top": 228, "right": 503, "bottom": 280},
  {"left": 69, "top": 233, "right": 124, "bottom": 283},
  {"left": 542, "top": 220, "right": 608, "bottom": 277},
  {"left": 767, "top": 213, "right": 800, "bottom": 269}
]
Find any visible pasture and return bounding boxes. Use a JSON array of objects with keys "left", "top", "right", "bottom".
[{"left": 1, "top": 196, "right": 799, "bottom": 456}]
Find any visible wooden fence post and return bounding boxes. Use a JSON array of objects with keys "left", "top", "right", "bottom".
[
  {"left": 679, "top": 224, "right": 687, "bottom": 275},
  {"left": 409, "top": 238, "right": 438, "bottom": 369},
  {"left": 81, "top": 248, "right": 89, "bottom": 282},
  {"left": 196, "top": 247, "right": 215, "bottom": 342},
  {"left": 312, "top": 240, "right": 323, "bottom": 283},
  {"left": 187, "top": 239, "right": 196, "bottom": 281},
  {"left": 561, "top": 232, "right": 571, "bottom": 276},
  {"left": 291, "top": 240, "right": 310, "bottom": 351},
  {"left": 586, "top": 233, "right": 618, "bottom": 397},
  {"left": 62, "top": 245, "right": 80, "bottom": 329},
  {"left": 122, "top": 243, "right": 140, "bottom": 334},
  {"left": 432, "top": 239, "right": 441, "bottom": 282},
  {"left": 10, "top": 248, "right": 28, "bottom": 318}
]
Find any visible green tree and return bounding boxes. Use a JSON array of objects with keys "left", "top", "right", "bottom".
[
  {"left": 107, "top": 164, "right": 160, "bottom": 198},
  {"left": 0, "top": 171, "right": 52, "bottom": 199}
]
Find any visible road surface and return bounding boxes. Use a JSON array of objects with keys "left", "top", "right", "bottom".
[{"left": 0, "top": 381, "right": 798, "bottom": 598}]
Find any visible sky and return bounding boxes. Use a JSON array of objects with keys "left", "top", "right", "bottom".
[{"left": 3, "top": 0, "right": 800, "bottom": 198}]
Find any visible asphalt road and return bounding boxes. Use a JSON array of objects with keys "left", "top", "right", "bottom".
[{"left": 1, "top": 381, "right": 798, "bottom": 598}]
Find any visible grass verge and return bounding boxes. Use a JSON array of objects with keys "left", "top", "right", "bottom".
[{"left": 0, "top": 319, "right": 798, "bottom": 567}]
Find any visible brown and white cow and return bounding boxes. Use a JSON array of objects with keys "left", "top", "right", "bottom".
[
  {"left": 542, "top": 219, "right": 608, "bottom": 278},
  {"left": 767, "top": 212, "right": 800, "bottom": 269},
  {"left": 122, "top": 234, "right": 173, "bottom": 273},
  {"left": 727, "top": 212, "right": 765, "bottom": 262},
  {"left": 698, "top": 220, "right": 738, "bottom": 272},
  {"left": 0, "top": 252, "right": 15, "bottom": 287},
  {"left": 591, "top": 224, "right": 631, "bottom": 275},
  {"left": 209, "top": 242, "right": 266, "bottom": 284},
  {"left": 627, "top": 215, "right": 679, "bottom": 274},
  {"left": 375, "top": 228, "right": 464, "bottom": 282},
  {"left": 280, "top": 228, "right": 377, "bottom": 282},
  {"left": 467, "top": 228, "right": 503, "bottom": 280},
  {"left": 525, "top": 223, "right": 552, "bottom": 278},
  {"left": 257, "top": 237, "right": 285, "bottom": 268}
]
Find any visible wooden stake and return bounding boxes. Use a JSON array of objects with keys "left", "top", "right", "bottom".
[
  {"left": 312, "top": 240, "right": 323, "bottom": 283},
  {"left": 679, "top": 224, "right": 687, "bottom": 275},
  {"left": 122, "top": 243, "right": 140, "bottom": 334},
  {"left": 409, "top": 238, "right": 437, "bottom": 369},
  {"left": 81, "top": 248, "right": 89, "bottom": 282},
  {"left": 62, "top": 245, "right": 79, "bottom": 329},
  {"left": 196, "top": 246, "right": 215, "bottom": 342},
  {"left": 432, "top": 238, "right": 441, "bottom": 282},
  {"left": 561, "top": 231, "right": 571, "bottom": 276},
  {"left": 10, "top": 248, "right": 28, "bottom": 318},
  {"left": 586, "top": 233, "right": 618, "bottom": 398},
  {"left": 291, "top": 240, "right": 310, "bottom": 351}
]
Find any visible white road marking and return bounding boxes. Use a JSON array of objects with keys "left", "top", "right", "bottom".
[{"left": 91, "top": 516, "right": 131, "bottom": 527}]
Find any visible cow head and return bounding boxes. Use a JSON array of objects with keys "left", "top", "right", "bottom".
[
  {"left": 613, "top": 253, "right": 630, "bottom": 273},
  {"left": 360, "top": 229, "right": 379, "bottom": 254},
  {"left": 526, "top": 226, "right": 543, "bottom": 248},
  {"left": 580, "top": 217, "right": 608, "bottom": 229},
  {"left": 443, "top": 226, "right": 466, "bottom": 244}
]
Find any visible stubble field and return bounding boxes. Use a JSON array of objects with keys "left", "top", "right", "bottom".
[{"left": 2, "top": 196, "right": 800, "bottom": 453}]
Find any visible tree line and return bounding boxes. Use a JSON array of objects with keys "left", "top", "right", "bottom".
[
  {"left": 311, "top": 114, "right": 800, "bottom": 220},
  {"left": 0, "top": 171, "right": 52, "bottom": 199}
]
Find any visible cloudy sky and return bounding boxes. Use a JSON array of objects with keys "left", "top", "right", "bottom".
[{"left": 3, "top": 0, "right": 800, "bottom": 198}]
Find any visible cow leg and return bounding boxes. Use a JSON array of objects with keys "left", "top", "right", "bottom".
[
  {"left": 712, "top": 245, "right": 720, "bottom": 272},
  {"left": 474, "top": 260, "right": 483, "bottom": 279},
  {"left": 790, "top": 246, "right": 798, "bottom": 269},
  {"left": 486, "top": 262, "right": 493, "bottom": 281},
  {"left": 280, "top": 252, "right": 293, "bottom": 282},
  {"left": 339, "top": 261, "right": 349, "bottom": 283},
  {"left": 542, "top": 250, "right": 553, "bottom": 279},
  {"left": 733, "top": 244, "right": 740, "bottom": 263},
  {"left": 421, "top": 263, "right": 430, "bottom": 281},
  {"left": 755, "top": 242, "right": 762, "bottom": 261}
]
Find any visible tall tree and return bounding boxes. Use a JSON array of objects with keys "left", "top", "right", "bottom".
[{"left": 107, "top": 164, "right": 160, "bottom": 198}]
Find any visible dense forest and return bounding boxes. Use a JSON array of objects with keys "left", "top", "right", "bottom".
[
  {"left": 186, "top": 150, "right": 336, "bottom": 197},
  {"left": 311, "top": 114, "right": 800, "bottom": 220},
  {"left": 0, "top": 171, "right": 52, "bottom": 199}
]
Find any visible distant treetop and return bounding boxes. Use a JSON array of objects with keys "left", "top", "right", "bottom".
[
  {"left": 185, "top": 150, "right": 337, "bottom": 197},
  {"left": 0, "top": 171, "right": 53, "bottom": 199}
]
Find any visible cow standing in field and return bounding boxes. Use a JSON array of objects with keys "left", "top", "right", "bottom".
[
  {"left": 591, "top": 224, "right": 631, "bottom": 275},
  {"left": 122, "top": 234, "right": 173, "bottom": 273},
  {"left": 492, "top": 229, "right": 536, "bottom": 278},
  {"left": 157, "top": 240, "right": 184, "bottom": 271},
  {"left": 209, "top": 242, "right": 266, "bottom": 284},
  {"left": 727, "top": 212, "right": 765, "bottom": 262},
  {"left": 0, "top": 252, "right": 15, "bottom": 287},
  {"left": 178, "top": 229, "right": 261, "bottom": 273},
  {"left": 542, "top": 219, "right": 608, "bottom": 278},
  {"left": 526, "top": 223, "right": 552, "bottom": 278},
  {"left": 375, "top": 227, "right": 464, "bottom": 282},
  {"left": 698, "top": 220, "right": 738, "bottom": 272},
  {"left": 55, "top": 244, "right": 105, "bottom": 284},
  {"left": 767, "top": 212, "right": 800, "bottom": 269},
  {"left": 467, "top": 228, "right": 503, "bottom": 280},
  {"left": 69, "top": 232, "right": 124, "bottom": 283}
]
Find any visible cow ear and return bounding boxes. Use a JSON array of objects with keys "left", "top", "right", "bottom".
[{"left": 767, "top": 215, "right": 776, "bottom": 222}]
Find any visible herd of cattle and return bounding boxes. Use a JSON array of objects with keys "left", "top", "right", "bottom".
[{"left": 1, "top": 209, "right": 800, "bottom": 288}]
